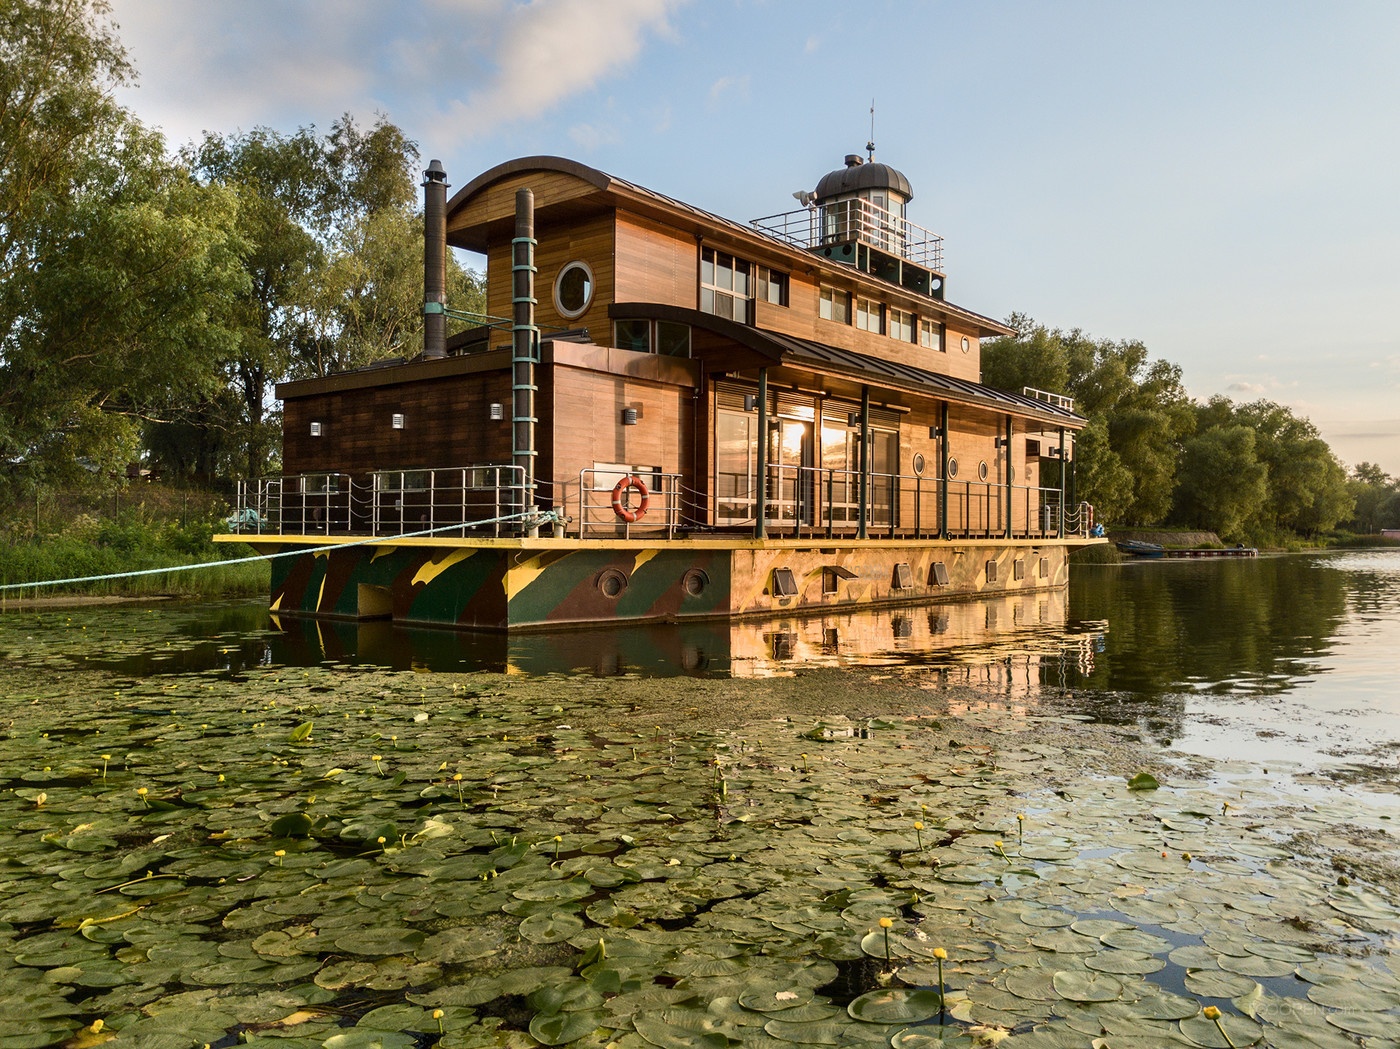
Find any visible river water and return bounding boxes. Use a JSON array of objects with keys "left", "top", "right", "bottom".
[{"left": 5, "top": 550, "right": 1399, "bottom": 780}]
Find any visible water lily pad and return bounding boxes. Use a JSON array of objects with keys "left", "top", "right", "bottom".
[
  {"left": 848, "top": 989, "right": 944, "bottom": 1023},
  {"left": 1051, "top": 971, "right": 1123, "bottom": 1002}
]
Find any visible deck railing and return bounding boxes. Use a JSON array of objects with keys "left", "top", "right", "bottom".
[
  {"left": 715, "top": 464, "right": 1081, "bottom": 540},
  {"left": 232, "top": 465, "right": 1092, "bottom": 542},
  {"left": 751, "top": 198, "right": 944, "bottom": 271},
  {"left": 577, "top": 469, "right": 682, "bottom": 539},
  {"left": 233, "top": 466, "right": 532, "bottom": 538}
]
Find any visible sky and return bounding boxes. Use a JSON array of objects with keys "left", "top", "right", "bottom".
[{"left": 107, "top": 0, "right": 1400, "bottom": 476}]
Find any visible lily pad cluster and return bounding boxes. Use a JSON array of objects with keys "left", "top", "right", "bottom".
[{"left": 0, "top": 610, "right": 1398, "bottom": 1048}]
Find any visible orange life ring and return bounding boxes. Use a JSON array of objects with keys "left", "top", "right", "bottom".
[{"left": 610, "top": 475, "right": 649, "bottom": 523}]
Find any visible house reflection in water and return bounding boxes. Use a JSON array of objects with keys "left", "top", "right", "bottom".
[{"left": 267, "top": 588, "right": 1101, "bottom": 695}]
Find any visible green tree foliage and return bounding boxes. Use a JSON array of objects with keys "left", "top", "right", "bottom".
[
  {"left": 180, "top": 116, "right": 487, "bottom": 477},
  {"left": 982, "top": 317, "right": 1194, "bottom": 526},
  {"left": 1175, "top": 424, "right": 1268, "bottom": 542},
  {"left": 1178, "top": 397, "right": 1353, "bottom": 541},
  {"left": 0, "top": 0, "right": 245, "bottom": 490},
  {"left": 1344, "top": 462, "right": 1400, "bottom": 534}
]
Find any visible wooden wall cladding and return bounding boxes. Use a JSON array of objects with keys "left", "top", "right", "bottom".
[
  {"left": 486, "top": 213, "right": 616, "bottom": 342},
  {"left": 446, "top": 171, "right": 599, "bottom": 237},
  {"left": 282, "top": 372, "right": 515, "bottom": 476},
  {"left": 615, "top": 212, "right": 697, "bottom": 310},
  {"left": 547, "top": 364, "right": 695, "bottom": 524}
]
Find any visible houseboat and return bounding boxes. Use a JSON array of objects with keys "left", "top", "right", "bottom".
[{"left": 223, "top": 151, "right": 1098, "bottom": 630}]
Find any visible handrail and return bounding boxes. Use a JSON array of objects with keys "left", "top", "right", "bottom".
[
  {"left": 577, "top": 468, "right": 681, "bottom": 539},
  {"left": 751, "top": 197, "right": 944, "bottom": 271}
]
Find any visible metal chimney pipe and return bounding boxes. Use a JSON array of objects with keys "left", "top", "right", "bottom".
[
  {"left": 422, "top": 159, "right": 449, "bottom": 360},
  {"left": 511, "top": 189, "right": 538, "bottom": 530}
]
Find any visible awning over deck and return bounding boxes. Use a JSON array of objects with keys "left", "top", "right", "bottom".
[{"left": 609, "top": 303, "right": 1085, "bottom": 428}]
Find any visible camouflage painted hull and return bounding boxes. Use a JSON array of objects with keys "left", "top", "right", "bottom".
[{"left": 228, "top": 536, "right": 1094, "bottom": 630}]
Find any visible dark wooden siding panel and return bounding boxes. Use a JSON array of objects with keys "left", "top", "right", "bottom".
[{"left": 282, "top": 372, "right": 515, "bottom": 476}]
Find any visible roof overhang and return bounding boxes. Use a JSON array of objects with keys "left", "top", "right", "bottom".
[{"left": 611, "top": 303, "right": 1085, "bottom": 429}]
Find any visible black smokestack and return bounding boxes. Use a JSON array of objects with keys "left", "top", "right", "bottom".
[{"left": 422, "top": 159, "right": 449, "bottom": 360}]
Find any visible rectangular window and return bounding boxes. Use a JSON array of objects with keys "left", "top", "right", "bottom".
[
  {"left": 920, "top": 318, "right": 944, "bottom": 351},
  {"left": 612, "top": 320, "right": 691, "bottom": 358},
  {"left": 614, "top": 319, "right": 650, "bottom": 353},
  {"left": 890, "top": 309, "right": 914, "bottom": 343},
  {"left": 701, "top": 247, "right": 752, "bottom": 322},
  {"left": 756, "top": 266, "right": 789, "bottom": 306},
  {"left": 819, "top": 286, "right": 850, "bottom": 324},
  {"left": 856, "top": 297, "right": 883, "bottom": 334},
  {"left": 656, "top": 320, "right": 690, "bottom": 357}
]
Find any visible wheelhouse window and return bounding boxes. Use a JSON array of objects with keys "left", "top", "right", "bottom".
[
  {"left": 855, "top": 297, "right": 883, "bottom": 334},
  {"left": 756, "top": 266, "right": 789, "bottom": 306},
  {"left": 890, "top": 308, "right": 914, "bottom": 343},
  {"left": 701, "top": 247, "right": 752, "bottom": 322},
  {"left": 819, "top": 286, "right": 850, "bottom": 324},
  {"left": 920, "top": 318, "right": 944, "bottom": 351}
]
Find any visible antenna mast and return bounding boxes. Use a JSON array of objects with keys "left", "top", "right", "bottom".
[{"left": 867, "top": 99, "right": 875, "bottom": 161}]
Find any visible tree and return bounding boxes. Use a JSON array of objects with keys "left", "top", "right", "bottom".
[
  {"left": 982, "top": 317, "right": 1194, "bottom": 526},
  {"left": 0, "top": 0, "right": 245, "bottom": 491},
  {"left": 1175, "top": 425, "right": 1268, "bottom": 541},
  {"left": 182, "top": 114, "right": 486, "bottom": 476},
  {"left": 1345, "top": 463, "right": 1400, "bottom": 534}
]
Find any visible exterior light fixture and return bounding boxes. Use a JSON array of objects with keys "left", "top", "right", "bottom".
[
  {"left": 622, "top": 407, "right": 640, "bottom": 426},
  {"left": 929, "top": 425, "right": 943, "bottom": 439},
  {"left": 391, "top": 413, "right": 405, "bottom": 430},
  {"left": 743, "top": 394, "right": 758, "bottom": 412},
  {"left": 310, "top": 422, "right": 323, "bottom": 437},
  {"left": 489, "top": 403, "right": 505, "bottom": 421}
]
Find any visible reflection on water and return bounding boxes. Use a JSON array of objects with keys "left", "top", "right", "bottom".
[{"left": 5, "top": 550, "right": 1398, "bottom": 769}]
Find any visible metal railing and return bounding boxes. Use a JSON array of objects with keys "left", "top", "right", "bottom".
[
  {"left": 577, "top": 469, "right": 682, "bottom": 539},
  {"left": 233, "top": 465, "right": 531, "bottom": 538},
  {"left": 751, "top": 197, "right": 944, "bottom": 271},
  {"left": 1023, "top": 386, "right": 1076, "bottom": 412},
  {"left": 714, "top": 464, "right": 1079, "bottom": 540}
]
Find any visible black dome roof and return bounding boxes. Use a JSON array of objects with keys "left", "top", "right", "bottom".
[{"left": 814, "top": 155, "right": 914, "bottom": 203}]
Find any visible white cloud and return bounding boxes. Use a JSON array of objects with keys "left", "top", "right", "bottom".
[
  {"left": 804, "top": 35, "right": 820, "bottom": 53},
  {"left": 1226, "top": 381, "right": 1266, "bottom": 395},
  {"left": 441, "top": 0, "right": 688, "bottom": 137}
]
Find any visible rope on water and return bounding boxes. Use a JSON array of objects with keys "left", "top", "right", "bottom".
[{"left": 0, "top": 511, "right": 553, "bottom": 593}]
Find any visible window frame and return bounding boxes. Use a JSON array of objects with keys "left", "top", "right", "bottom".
[
  {"left": 700, "top": 246, "right": 753, "bottom": 322},
  {"left": 819, "top": 286, "right": 851, "bottom": 324},
  {"left": 855, "top": 297, "right": 884, "bottom": 335}
]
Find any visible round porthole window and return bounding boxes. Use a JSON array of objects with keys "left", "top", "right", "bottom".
[
  {"left": 978, "top": 460, "right": 989, "bottom": 481},
  {"left": 682, "top": 568, "right": 709, "bottom": 597},
  {"left": 946, "top": 458, "right": 958, "bottom": 479},
  {"left": 554, "top": 261, "right": 594, "bottom": 319},
  {"left": 961, "top": 336, "right": 971, "bottom": 353},
  {"left": 911, "top": 452, "right": 926, "bottom": 477},
  {"left": 597, "top": 568, "right": 628, "bottom": 599}
]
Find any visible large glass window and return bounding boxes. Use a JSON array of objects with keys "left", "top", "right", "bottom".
[
  {"left": 701, "top": 247, "right": 752, "bottom": 322},
  {"left": 819, "top": 286, "right": 850, "bottom": 324},
  {"left": 614, "top": 319, "right": 650, "bottom": 353},
  {"left": 890, "top": 309, "right": 914, "bottom": 343},
  {"left": 716, "top": 411, "right": 757, "bottom": 523}
]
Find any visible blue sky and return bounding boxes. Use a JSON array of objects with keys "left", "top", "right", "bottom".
[{"left": 109, "top": 0, "right": 1400, "bottom": 475}]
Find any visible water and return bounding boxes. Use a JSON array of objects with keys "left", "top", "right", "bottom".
[{"left": 5, "top": 550, "right": 1399, "bottom": 777}]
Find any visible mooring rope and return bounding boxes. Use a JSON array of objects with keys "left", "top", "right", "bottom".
[{"left": 0, "top": 511, "right": 554, "bottom": 593}]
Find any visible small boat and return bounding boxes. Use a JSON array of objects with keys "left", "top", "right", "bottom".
[{"left": 1115, "top": 540, "right": 1165, "bottom": 558}]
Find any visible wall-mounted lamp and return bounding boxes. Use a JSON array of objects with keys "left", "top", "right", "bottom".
[
  {"left": 928, "top": 425, "right": 943, "bottom": 439},
  {"left": 993, "top": 436, "right": 1008, "bottom": 449},
  {"left": 847, "top": 412, "right": 862, "bottom": 428},
  {"left": 488, "top": 403, "right": 505, "bottom": 421},
  {"left": 391, "top": 413, "right": 405, "bottom": 430},
  {"left": 622, "top": 407, "right": 640, "bottom": 426},
  {"left": 743, "top": 394, "right": 759, "bottom": 412},
  {"left": 310, "top": 422, "right": 323, "bottom": 437}
]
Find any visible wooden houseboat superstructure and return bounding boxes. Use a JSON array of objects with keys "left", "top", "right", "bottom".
[{"left": 223, "top": 153, "right": 1098, "bottom": 629}]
